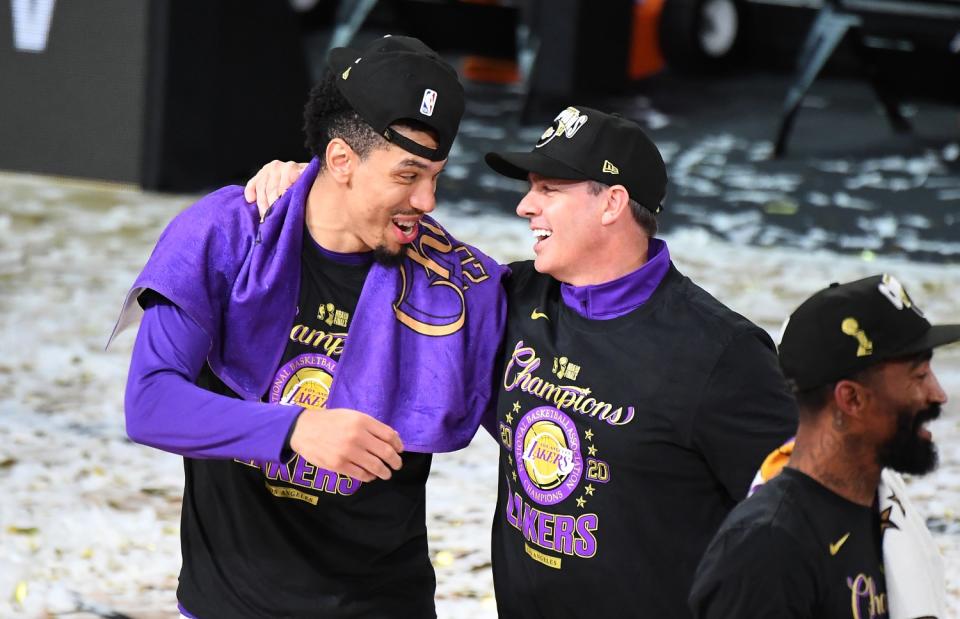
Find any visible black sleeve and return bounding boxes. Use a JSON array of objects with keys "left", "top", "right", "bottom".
[
  {"left": 692, "top": 328, "right": 798, "bottom": 500},
  {"left": 689, "top": 524, "right": 815, "bottom": 619}
]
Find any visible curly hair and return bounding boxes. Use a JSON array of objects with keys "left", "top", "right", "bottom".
[{"left": 303, "top": 71, "right": 387, "bottom": 170}]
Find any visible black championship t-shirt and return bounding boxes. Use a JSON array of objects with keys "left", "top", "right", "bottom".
[
  {"left": 491, "top": 261, "right": 798, "bottom": 619},
  {"left": 690, "top": 467, "right": 889, "bottom": 619},
  {"left": 177, "top": 235, "right": 435, "bottom": 619}
]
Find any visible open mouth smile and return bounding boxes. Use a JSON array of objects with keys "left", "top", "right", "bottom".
[{"left": 392, "top": 216, "right": 420, "bottom": 243}]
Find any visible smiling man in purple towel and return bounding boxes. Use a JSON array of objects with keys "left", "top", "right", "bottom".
[{"left": 111, "top": 36, "right": 505, "bottom": 618}]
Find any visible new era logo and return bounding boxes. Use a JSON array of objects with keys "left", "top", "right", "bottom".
[
  {"left": 420, "top": 89, "right": 437, "bottom": 116},
  {"left": 602, "top": 160, "right": 619, "bottom": 175}
]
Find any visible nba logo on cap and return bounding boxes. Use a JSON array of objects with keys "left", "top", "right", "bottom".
[{"left": 420, "top": 89, "right": 437, "bottom": 116}]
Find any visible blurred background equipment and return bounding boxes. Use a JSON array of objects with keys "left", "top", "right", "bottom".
[
  {"left": 769, "top": 0, "right": 960, "bottom": 155},
  {"left": 2, "top": 0, "right": 152, "bottom": 185},
  {"left": 0, "top": 0, "right": 310, "bottom": 191},
  {"left": 1, "top": 0, "right": 957, "bottom": 191},
  {"left": 658, "top": 0, "right": 743, "bottom": 72}
]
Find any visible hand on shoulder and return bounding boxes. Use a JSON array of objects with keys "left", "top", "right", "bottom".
[{"left": 243, "top": 160, "right": 308, "bottom": 216}]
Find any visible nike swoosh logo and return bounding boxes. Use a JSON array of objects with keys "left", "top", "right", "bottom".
[
  {"left": 531, "top": 308, "right": 549, "bottom": 321},
  {"left": 829, "top": 532, "right": 850, "bottom": 556}
]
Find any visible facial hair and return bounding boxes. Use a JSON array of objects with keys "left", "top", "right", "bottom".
[
  {"left": 372, "top": 243, "right": 406, "bottom": 267},
  {"left": 877, "top": 403, "right": 940, "bottom": 475}
]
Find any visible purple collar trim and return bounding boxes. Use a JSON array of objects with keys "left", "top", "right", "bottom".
[{"left": 560, "top": 238, "right": 670, "bottom": 320}]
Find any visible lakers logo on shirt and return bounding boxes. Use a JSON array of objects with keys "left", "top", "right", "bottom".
[
  {"left": 281, "top": 367, "right": 333, "bottom": 409},
  {"left": 270, "top": 353, "right": 338, "bottom": 409},
  {"left": 250, "top": 352, "right": 362, "bottom": 500},
  {"left": 522, "top": 420, "right": 576, "bottom": 490},
  {"left": 505, "top": 404, "right": 599, "bottom": 563},
  {"left": 515, "top": 406, "right": 583, "bottom": 505}
]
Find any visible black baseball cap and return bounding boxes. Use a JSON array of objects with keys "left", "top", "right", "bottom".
[
  {"left": 779, "top": 274, "right": 960, "bottom": 391},
  {"left": 328, "top": 35, "right": 464, "bottom": 161},
  {"left": 485, "top": 106, "right": 668, "bottom": 213}
]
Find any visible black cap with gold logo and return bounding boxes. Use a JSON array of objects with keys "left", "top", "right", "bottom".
[
  {"left": 778, "top": 274, "right": 960, "bottom": 390},
  {"left": 485, "top": 106, "right": 668, "bottom": 213}
]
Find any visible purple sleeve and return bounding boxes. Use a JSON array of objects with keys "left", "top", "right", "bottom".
[{"left": 124, "top": 296, "right": 303, "bottom": 462}]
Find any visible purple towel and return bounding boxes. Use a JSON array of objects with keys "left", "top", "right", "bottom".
[{"left": 110, "top": 158, "right": 506, "bottom": 452}]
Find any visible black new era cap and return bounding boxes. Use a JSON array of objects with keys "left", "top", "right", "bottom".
[
  {"left": 329, "top": 35, "right": 464, "bottom": 161},
  {"left": 485, "top": 106, "right": 668, "bottom": 213},
  {"left": 779, "top": 274, "right": 960, "bottom": 391}
]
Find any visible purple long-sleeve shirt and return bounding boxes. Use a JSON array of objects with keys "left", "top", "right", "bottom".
[
  {"left": 125, "top": 296, "right": 303, "bottom": 462},
  {"left": 124, "top": 234, "right": 378, "bottom": 462}
]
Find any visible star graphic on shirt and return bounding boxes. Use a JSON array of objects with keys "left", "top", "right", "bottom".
[
  {"left": 508, "top": 454, "right": 513, "bottom": 466},
  {"left": 584, "top": 428, "right": 594, "bottom": 441},
  {"left": 576, "top": 496, "right": 586, "bottom": 508},
  {"left": 512, "top": 470, "right": 518, "bottom": 482},
  {"left": 512, "top": 401, "right": 521, "bottom": 413},
  {"left": 879, "top": 506, "right": 899, "bottom": 538},
  {"left": 585, "top": 484, "right": 595, "bottom": 496},
  {"left": 505, "top": 412, "right": 513, "bottom": 424},
  {"left": 587, "top": 444, "right": 598, "bottom": 457},
  {"left": 886, "top": 492, "right": 905, "bottom": 517}
]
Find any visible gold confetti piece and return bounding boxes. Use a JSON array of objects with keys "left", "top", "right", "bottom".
[
  {"left": 6, "top": 526, "right": 39, "bottom": 535},
  {"left": 81, "top": 548, "right": 93, "bottom": 559},
  {"left": 434, "top": 550, "right": 454, "bottom": 567},
  {"left": 860, "top": 249, "right": 876, "bottom": 262},
  {"left": 762, "top": 200, "right": 798, "bottom": 216},
  {"left": 13, "top": 580, "right": 27, "bottom": 605}
]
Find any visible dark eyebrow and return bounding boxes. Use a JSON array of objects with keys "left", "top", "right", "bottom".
[
  {"left": 904, "top": 350, "right": 933, "bottom": 369},
  {"left": 912, "top": 353, "right": 933, "bottom": 369},
  {"left": 394, "top": 159, "right": 430, "bottom": 171}
]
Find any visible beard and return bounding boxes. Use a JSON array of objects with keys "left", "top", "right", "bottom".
[
  {"left": 372, "top": 243, "right": 406, "bottom": 267},
  {"left": 877, "top": 403, "right": 940, "bottom": 475}
]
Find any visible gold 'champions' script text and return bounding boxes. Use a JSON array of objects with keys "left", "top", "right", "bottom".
[
  {"left": 847, "top": 573, "right": 887, "bottom": 619},
  {"left": 503, "top": 340, "right": 635, "bottom": 426}
]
